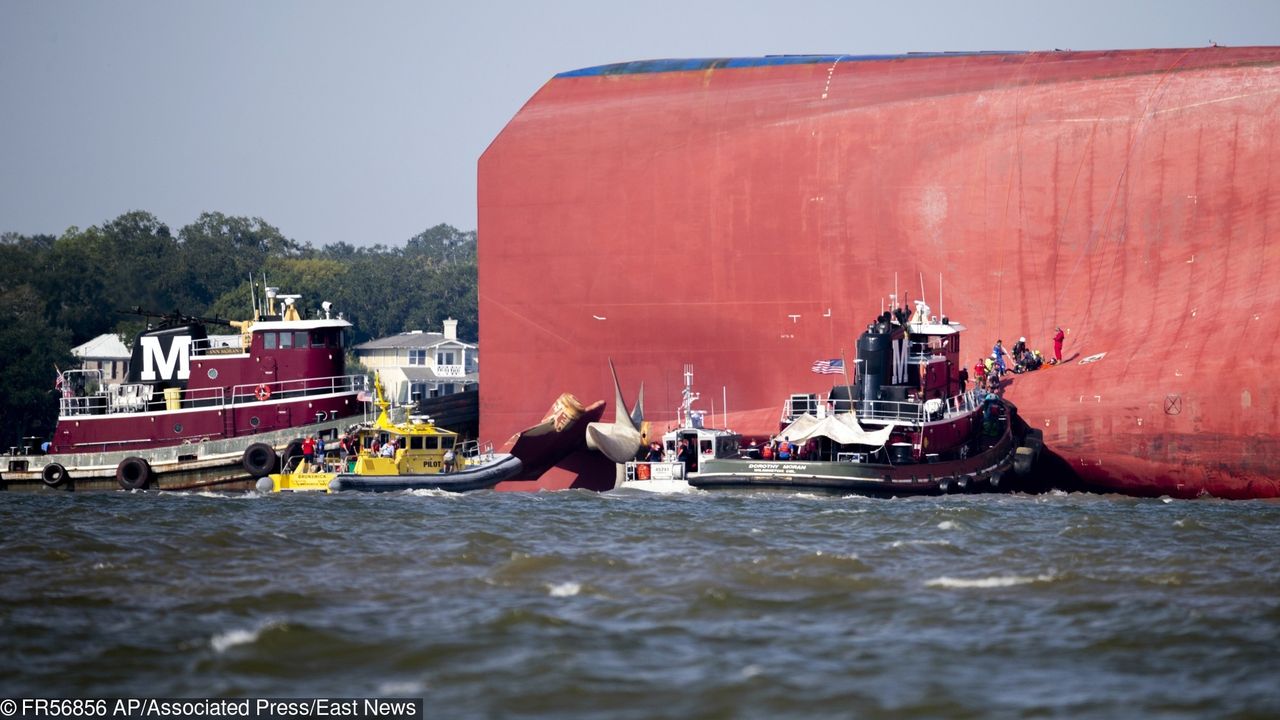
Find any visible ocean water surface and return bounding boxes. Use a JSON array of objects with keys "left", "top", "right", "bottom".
[{"left": 1, "top": 489, "right": 1277, "bottom": 719}]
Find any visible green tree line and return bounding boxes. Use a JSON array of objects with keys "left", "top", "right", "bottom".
[{"left": 0, "top": 210, "right": 478, "bottom": 451}]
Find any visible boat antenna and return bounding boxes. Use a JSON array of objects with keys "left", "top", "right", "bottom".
[
  {"left": 919, "top": 272, "right": 927, "bottom": 306},
  {"left": 938, "top": 272, "right": 943, "bottom": 321},
  {"left": 722, "top": 385, "right": 727, "bottom": 429}
]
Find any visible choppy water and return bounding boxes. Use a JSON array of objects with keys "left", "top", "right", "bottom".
[{"left": 1, "top": 489, "right": 1278, "bottom": 719}]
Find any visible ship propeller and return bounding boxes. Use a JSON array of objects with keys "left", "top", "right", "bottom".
[{"left": 585, "top": 359, "right": 644, "bottom": 463}]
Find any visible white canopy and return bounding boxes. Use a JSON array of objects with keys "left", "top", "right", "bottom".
[{"left": 778, "top": 413, "right": 895, "bottom": 447}]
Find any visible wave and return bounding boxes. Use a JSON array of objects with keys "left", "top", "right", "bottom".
[
  {"left": 547, "top": 582, "right": 581, "bottom": 597},
  {"left": 925, "top": 573, "right": 1056, "bottom": 589},
  {"left": 889, "top": 539, "right": 954, "bottom": 548},
  {"left": 209, "top": 620, "right": 283, "bottom": 653},
  {"left": 403, "top": 488, "right": 460, "bottom": 498}
]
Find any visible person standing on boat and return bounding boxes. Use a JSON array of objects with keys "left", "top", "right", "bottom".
[
  {"left": 1053, "top": 326, "right": 1065, "bottom": 364},
  {"left": 973, "top": 358, "right": 987, "bottom": 391},
  {"left": 443, "top": 448, "right": 456, "bottom": 473},
  {"left": 777, "top": 440, "right": 792, "bottom": 461},
  {"left": 992, "top": 340, "right": 1008, "bottom": 377},
  {"left": 646, "top": 442, "right": 663, "bottom": 462},
  {"left": 761, "top": 441, "right": 774, "bottom": 460},
  {"left": 301, "top": 436, "right": 316, "bottom": 471},
  {"left": 958, "top": 365, "right": 969, "bottom": 394},
  {"left": 677, "top": 439, "right": 693, "bottom": 471}
]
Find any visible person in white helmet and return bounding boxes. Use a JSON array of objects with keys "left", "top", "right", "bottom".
[{"left": 1012, "top": 336, "right": 1028, "bottom": 363}]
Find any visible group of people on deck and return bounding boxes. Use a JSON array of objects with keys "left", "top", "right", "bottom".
[{"left": 972, "top": 326, "right": 1065, "bottom": 392}]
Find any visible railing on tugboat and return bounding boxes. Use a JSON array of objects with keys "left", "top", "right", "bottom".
[
  {"left": 784, "top": 388, "right": 987, "bottom": 426},
  {"left": 58, "top": 371, "right": 367, "bottom": 417}
]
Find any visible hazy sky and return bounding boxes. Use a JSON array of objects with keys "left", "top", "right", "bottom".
[{"left": 3, "top": 1, "right": 1277, "bottom": 248}]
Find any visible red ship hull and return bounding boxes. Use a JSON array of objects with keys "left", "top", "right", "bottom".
[{"left": 479, "top": 47, "right": 1280, "bottom": 498}]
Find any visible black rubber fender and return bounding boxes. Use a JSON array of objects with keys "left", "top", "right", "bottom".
[
  {"left": 242, "top": 442, "right": 278, "bottom": 478},
  {"left": 281, "top": 438, "right": 305, "bottom": 471},
  {"left": 41, "top": 462, "right": 69, "bottom": 488},
  {"left": 1023, "top": 428, "right": 1044, "bottom": 452},
  {"left": 1013, "top": 446, "right": 1037, "bottom": 476},
  {"left": 116, "top": 456, "right": 152, "bottom": 490}
]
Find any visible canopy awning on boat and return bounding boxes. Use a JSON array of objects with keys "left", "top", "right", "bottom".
[{"left": 778, "top": 413, "right": 894, "bottom": 447}]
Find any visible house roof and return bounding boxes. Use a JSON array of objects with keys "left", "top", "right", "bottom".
[
  {"left": 354, "top": 331, "right": 476, "bottom": 351},
  {"left": 72, "top": 333, "right": 131, "bottom": 359}
]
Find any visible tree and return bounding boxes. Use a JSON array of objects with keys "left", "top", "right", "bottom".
[
  {"left": 176, "top": 213, "right": 302, "bottom": 309},
  {"left": 41, "top": 212, "right": 183, "bottom": 343},
  {"left": 0, "top": 284, "right": 73, "bottom": 450}
]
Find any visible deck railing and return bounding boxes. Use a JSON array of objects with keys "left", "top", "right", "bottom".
[
  {"left": 59, "top": 373, "right": 367, "bottom": 417},
  {"left": 785, "top": 387, "right": 987, "bottom": 426}
]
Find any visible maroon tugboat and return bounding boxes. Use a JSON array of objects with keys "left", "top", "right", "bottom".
[
  {"left": 633, "top": 301, "right": 1043, "bottom": 496},
  {"left": 1, "top": 288, "right": 366, "bottom": 491}
]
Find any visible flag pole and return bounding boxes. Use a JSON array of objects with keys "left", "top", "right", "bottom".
[{"left": 840, "top": 350, "right": 854, "bottom": 416}]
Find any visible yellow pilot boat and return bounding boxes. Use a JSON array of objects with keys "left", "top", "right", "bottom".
[{"left": 258, "top": 373, "right": 522, "bottom": 493}]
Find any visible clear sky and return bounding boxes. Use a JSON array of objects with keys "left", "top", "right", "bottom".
[{"left": 2, "top": 0, "right": 1277, "bottom": 248}]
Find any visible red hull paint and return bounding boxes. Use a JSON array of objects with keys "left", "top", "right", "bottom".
[{"left": 480, "top": 47, "right": 1280, "bottom": 498}]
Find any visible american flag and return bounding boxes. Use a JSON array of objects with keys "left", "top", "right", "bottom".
[{"left": 810, "top": 358, "right": 844, "bottom": 374}]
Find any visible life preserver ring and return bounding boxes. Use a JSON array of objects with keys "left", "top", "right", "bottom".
[
  {"left": 116, "top": 456, "right": 152, "bottom": 490},
  {"left": 254, "top": 384, "right": 272, "bottom": 401},
  {"left": 41, "top": 462, "right": 69, "bottom": 488},
  {"left": 242, "top": 442, "right": 279, "bottom": 478}
]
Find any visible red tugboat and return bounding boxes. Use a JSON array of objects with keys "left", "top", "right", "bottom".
[
  {"left": 647, "top": 303, "right": 1041, "bottom": 495},
  {"left": 622, "top": 301, "right": 1049, "bottom": 491},
  {"left": 1, "top": 288, "right": 366, "bottom": 491}
]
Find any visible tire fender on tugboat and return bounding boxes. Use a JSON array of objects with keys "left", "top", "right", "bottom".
[
  {"left": 41, "top": 462, "right": 69, "bottom": 488},
  {"left": 1013, "top": 429, "right": 1044, "bottom": 477},
  {"left": 242, "top": 442, "right": 278, "bottom": 478},
  {"left": 281, "top": 438, "right": 305, "bottom": 472},
  {"left": 116, "top": 456, "right": 152, "bottom": 490}
]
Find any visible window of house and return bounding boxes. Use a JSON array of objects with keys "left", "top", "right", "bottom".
[
  {"left": 409, "top": 349, "right": 427, "bottom": 366},
  {"left": 436, "top": 350, "right": 457, "bottom": 366},
  {"left": 410, "top": 382, "right": 428, "bottom": 402}
]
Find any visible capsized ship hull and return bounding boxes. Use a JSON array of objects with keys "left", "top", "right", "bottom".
[{"left": 479, "top": 47, "right": 1280, "bottom": 498}]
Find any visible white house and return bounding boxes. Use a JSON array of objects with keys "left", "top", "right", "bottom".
[
  {"left": 352, "top": 318, "right": 478, "bottom": 404},
  {"left": 72, "top": 333, "right": 131, "bottom": 385}
]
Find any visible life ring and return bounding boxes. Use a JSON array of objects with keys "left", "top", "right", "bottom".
[
  {"left": 41, "top": 462, "right": 69, "bottom": 488},
  {"left": 254, "top": 384, "right": 272, "bottom": 401},
  {"left": 242, "top": 442, "right": 278, "bottom": 478},
  {"left": 116, "top": 456, "right": 152, "bottom": 490}
]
